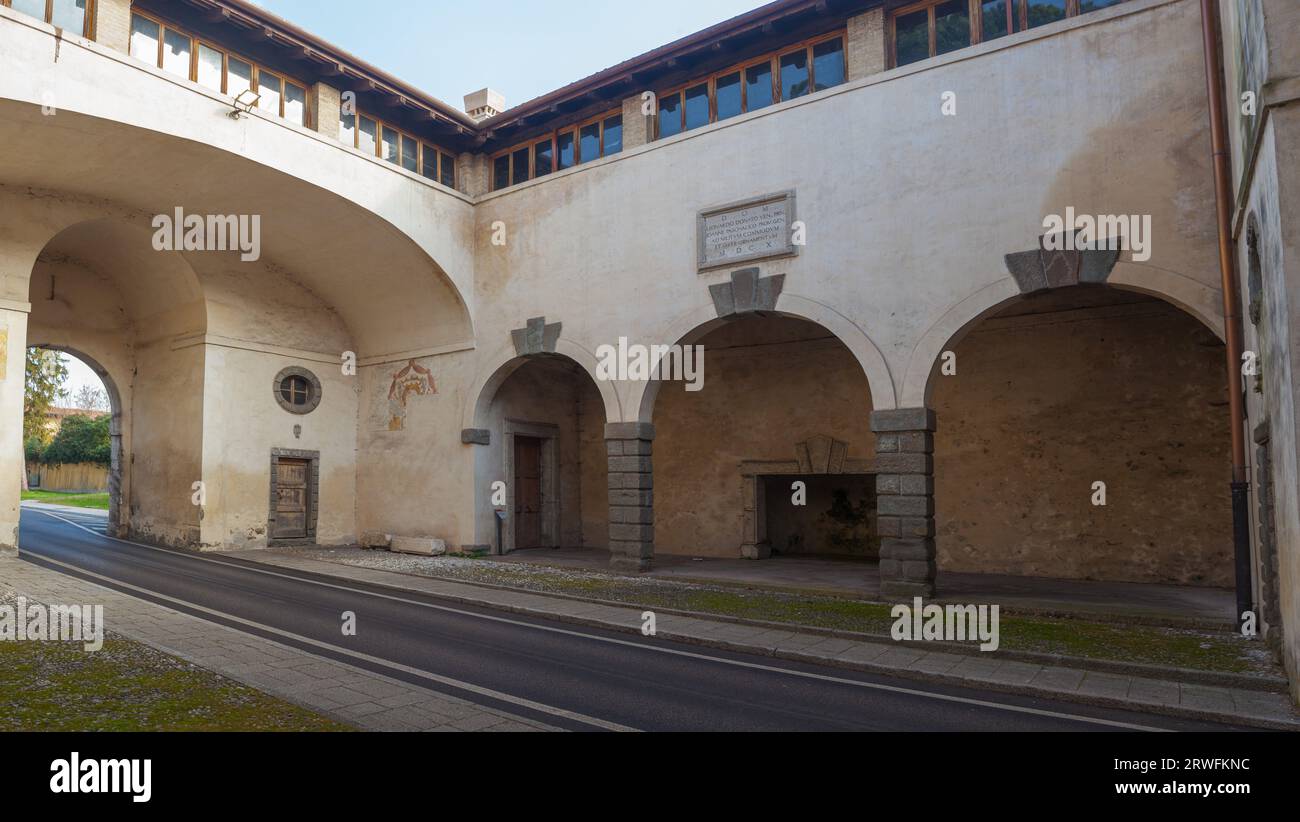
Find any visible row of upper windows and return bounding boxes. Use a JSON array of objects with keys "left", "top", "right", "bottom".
[
  {"left": 489, "top": 30, "right": 847, "bottom": 192},
  {"left": 128, "top": 11, "right": 309, "bottom": 126},
  {"left": 492, "top": 113, "right": 623, "bottom": 191},
  {"left": 657, "top": 31, "right": 846, "bottom": 140},
  {"left": 2, "top": 0, "right": 92, "bottom": 37},
  {"left": 890, "top": 0, "right": 1129, "bottom": 67},
  {"left": 339, "top": 109, "right": 457, "bottom": 189}
]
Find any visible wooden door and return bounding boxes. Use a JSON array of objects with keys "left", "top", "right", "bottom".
[
  {"left": 514, "top": 436, "right": 543, "bottom": 550},
  {"left": 273, "top": 458, "right": 310, "bottom": 540}
]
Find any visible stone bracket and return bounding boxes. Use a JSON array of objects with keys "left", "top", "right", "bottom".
[
  {"left": 709, "top": 267, "right": 785, "bottom": 318},
  {"left": 1004, "top": 230, "right": 1121, "bottom": 294},
  {"left": 511, "top": 316, "right": 562, "bottom": 356}
]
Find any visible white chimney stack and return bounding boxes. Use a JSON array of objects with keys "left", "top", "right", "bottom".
[{"left": 464, "top": 88, "right": 506, "bottom": 122}]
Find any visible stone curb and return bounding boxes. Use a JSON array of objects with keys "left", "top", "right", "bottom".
[
  {"left": 252, "top": 551, "right": 1287, "bottom": 693},
  {"left": 238, "top": 552, "right": 1300, "bottom": 731}
]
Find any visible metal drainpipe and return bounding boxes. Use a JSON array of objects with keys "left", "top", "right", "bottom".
[{"left": 1199, "top": 0, "right": 1254, "bottom": 629}]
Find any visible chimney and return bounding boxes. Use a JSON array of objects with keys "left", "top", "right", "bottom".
[{"left": 463, "top": 88, "right": 506, "bottom": 123}]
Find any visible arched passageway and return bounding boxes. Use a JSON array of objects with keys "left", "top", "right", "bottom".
[
  {"left": 472, "top": 354, "right": 609, "bottom": 555},
  {"left": 930, "top": 285, "right": 1233, "bottom": 588},
  {"left": 652, "top": 314, "right": 877, "bottom": 563}
]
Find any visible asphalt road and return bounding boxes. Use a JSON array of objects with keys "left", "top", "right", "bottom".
[{"left": 17, "top": 506, "right": 1247, "bottom": 732}]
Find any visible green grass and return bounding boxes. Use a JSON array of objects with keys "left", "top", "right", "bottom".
[
  {"left": 21, "top": 490, "right": 110, "bottom": 510},
  {"left": 384, "top": 559, "right": 1271, "bottom": 676},
  {"left": 0, "top": 636, "right": 352, "bottom": 731}
]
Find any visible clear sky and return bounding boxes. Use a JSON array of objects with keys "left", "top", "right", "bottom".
[{"left": 247, "top": 0, "right": 763, "bottom": 110}]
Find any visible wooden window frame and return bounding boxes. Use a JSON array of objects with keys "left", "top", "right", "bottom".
[
  {"left": 490, "top": 107, "right": 621, "bottom": 191},
  {"left": 889, "top": 0, "right": 1102, "bottom": 68},
  {"left": 337, "top": 105, "right": 455, "bottom": 188},
  {"left": 130, "top": 10, "right": 313, "bottom": 127},
  {"left": 2, "top": 0, "right": 97, "bottom": 39},
  {"left": 653, "top": 30, "right": 847, "bottom": 141}
]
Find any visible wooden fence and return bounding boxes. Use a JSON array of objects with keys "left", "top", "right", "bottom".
[{"left": 26, "top": 462, "right": 109, "bottom": 493}]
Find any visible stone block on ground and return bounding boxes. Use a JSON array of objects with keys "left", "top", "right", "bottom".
[
  {"left": 389, "top": 536, "right": 446, "bottom": 556},
  {"left": 359, "top": 531, "right": 391, "bottom": 549}
]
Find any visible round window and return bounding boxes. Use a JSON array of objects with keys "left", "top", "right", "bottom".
[{"left": 273, "top": 367, "right": 322, "bottom": 414}]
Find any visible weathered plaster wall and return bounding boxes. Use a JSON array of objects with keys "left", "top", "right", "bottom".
[
  {"left": 933, "top": 293, "right": 1233, "bottom": 585},
  {"left": 199, "top": 345, "right": 358, "bottom": 548},
  {"left": 654, "top": 317, "right": 874, "bottom": 557}
]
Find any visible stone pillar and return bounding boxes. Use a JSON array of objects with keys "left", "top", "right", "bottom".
[
  {"left": 846, "top": 7, "right": 886, "bottom": 81},
  {"left": 94, "top": 0, "right": 132, "bottom": 52},
  {"left": 312, "top": 82, "right": 341, "bottom": 139},
  {"left": 0, "top": 304, "right": 30, "bottom": 556},
  {"left": 621, "top": 94, "right": 653, "bottom": 151},
  {"left": 458, "top": 152, "right": 490, "bottom": 198},
  {"left": 606, "top": 422, "right": 654, "bottom": 571},
  {"left": 871, "top": 408, "right": 936, "bottom": 598}
]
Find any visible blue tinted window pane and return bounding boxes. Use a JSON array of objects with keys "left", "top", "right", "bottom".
[
  {"left": 602, "top": 116, "right": 622, "bottom": 156},
  {"left": 11, "top": 0, "right": 46, "bottom": 22},
  {"left": 780, "top": 50, "right": 809, "bottom": 101},
  {"left": 1026, "top": 0, "right": 1067, "bottom": 29},
  {"left": 534, "top": 140, "right": 553, "bottom": 176},
  {"left": 512, "top": 147, "right": 530, "bottom": 184},
  {"left": 981, "top": 0, "right": 1011, "bottom": 40},
  {"left": 658, "top": 93, "right": 682, "bottom": 138},
  {"left": 812, "top": 38, "right": 845, "bottom": 91},
  {"left": 557, "top": 131, "right": 575, "bottom": 169},
  {"left": 440, "top": 152, "right": 456, "bottom": 188},
  {"left": 493, "top": 155, "right": 509, "bottom": 190},
  {"left": 935, "top": 1, "right": 971, "bottom": 55},
  {"left": 745, "top": 63, "right": 773, "bottom": 111},
  {"left": 684, "top": 84, "right": 709, "bottom": 130},
  {"left": 895, "top": 9, "right": 929, "bottom": 66},
  {"left": 579, "top": 123, "right": 600, "bottom": 162},
  {"left": 715, "top": 72, "right": 742, "bottom": 120}
]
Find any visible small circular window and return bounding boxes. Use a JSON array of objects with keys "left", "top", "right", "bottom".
[{"left": 273, "top": 367, "right": 322, "bottom": 414}]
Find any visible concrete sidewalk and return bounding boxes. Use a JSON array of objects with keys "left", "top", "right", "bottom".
[
  {"left": 237, "top": 549, "right": 1300, "bottom": 731},
  {"left": 0, "top": 556, "right": 556, "bottom": 732}
]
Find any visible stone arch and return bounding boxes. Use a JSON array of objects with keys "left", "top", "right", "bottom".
[
  {"left": 24, "top": 215, "right": 209, "bottom": 548},
  {"left": 464, "top": 339, "right": 618, "bottom": 555},
  {"left": 629, "top": 291, "right": 896, "bottom": 425},
  {"left": 901, "top": 265, "right": 1225, "bottom": 407},
  {"left": 25, "top": 345, "right": 127, "bottom": 536},
  {"left": 464, "top": 337, "right": 622, "bottom": 434}
]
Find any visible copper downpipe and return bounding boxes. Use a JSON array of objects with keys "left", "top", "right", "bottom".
[{"left": 1199, "top": 0, "right": 1253, "bottom": 626}]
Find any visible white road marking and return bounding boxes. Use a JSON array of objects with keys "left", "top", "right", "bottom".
[
  {"left": 21, "top": 540, "right": 636, "bottom": 732},
  {"left": 25, "top": 507, "right": 1173, "bottom": 732}
]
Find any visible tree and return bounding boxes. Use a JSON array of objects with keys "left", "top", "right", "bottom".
[
  {"left": 23, "top": 348, "right": 67, "bottom": 446},
  {"left": 67, "top": 383, "right": 109, "bottom": 412},
  {"left": 40, "top": 414, "right": 111, "bottom": 467}
]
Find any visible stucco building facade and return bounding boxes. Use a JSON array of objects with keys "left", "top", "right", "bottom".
[{"left": 1, "top": 0, "right": 1297, "bottom": 698}]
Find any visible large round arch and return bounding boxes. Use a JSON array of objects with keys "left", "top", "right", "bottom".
[
  {"left": 629, "top": 291, "right": 897, "bottom": 425},
  {"left": 924, "top": 281, "right": 1234, "bottom": 590},
  {"left": 646, "top": 309, "right": 880, "bottom": 564},
  {"left": 465, "top": 347, "right": 614, "bottom": 555}
]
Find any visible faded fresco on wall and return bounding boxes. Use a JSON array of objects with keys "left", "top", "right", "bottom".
[{"left": 385, "top": 359, "right": 436, "bottom": 431}]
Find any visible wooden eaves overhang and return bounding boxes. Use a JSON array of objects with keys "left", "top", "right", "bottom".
[{"left": 136, "top": 0, "right": 880, "bottom": 155}]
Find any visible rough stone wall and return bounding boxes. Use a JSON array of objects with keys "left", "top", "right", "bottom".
[
  {"left": 933, "top": 295, "right": 1234, "bottom": 586},
  {"left": 654, "top": 316, "right": 874, "bottom": 557},
  {"left": 94, "top": 0, "right": 131, "bottom": 52},
  {"left": 312, "top": 83, "right": 340, "bottom": 139},
  {"left": 846, "top": 7, "right": 885, "bottom": 80}
]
